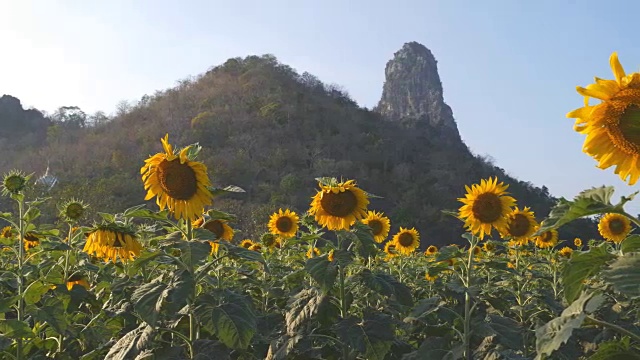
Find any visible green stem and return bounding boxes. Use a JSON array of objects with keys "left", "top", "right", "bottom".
[
  {"left": 16, "top": 197, "right": 24, "bottom": 360},
  {"left": 185, "top": 220, "right": 197, "bottom": 358},
  {"left": 337, "top": 233, "right": 349, "bottom": 360},
  {"left": 57, "top": 223, "right": 74, "bottom": 353},
  {"left": 585, "top": 315, "right": 640, "bottom": 343},
  {"left": 463, "top": 236, "right": 477, "bottom": 360}
]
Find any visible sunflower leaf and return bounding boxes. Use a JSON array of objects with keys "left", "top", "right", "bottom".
[
  {"left": 335, "top": 313, "right": 394, "bottom": 360},
  {"left": 196, "top": 291, "right": 257, "bottom": 350},
  {"left": 435, "top": 245, "right": 462, "bottom": 262},
  {"left": 285, "top": 288, "right": 324, "bottom": 336},
  {"left": 562, "top": 244, "right": 615, "bottom": 302},
  {"left": 97, "top": 212, "right": 116, "bottom": 223},
  {"left": 205, "top": 209, "right": 236, "bottom": 221},
  {"left": 602, "top": 253, "right": 640, "bottom": 299},
  {"left": 621, "top": 235, "right": 640, "bottom": 254},
  {"left": 131, "top": 278, "right": 169, "bottom": 327},
  {"left": 222, "top": 243, "right": 268, "bottom": 271},
  {"left": 351, "top": 222, "right": 378, "bottom": 258},
  {"left": 210, "top": 185, "right": 246, "bottom": 198},
  {"left": 305, "top": 255, "right": 337, "bottom": 293},
  {"left": 0, "top": 319, "right": 34, "bottom": 339}
]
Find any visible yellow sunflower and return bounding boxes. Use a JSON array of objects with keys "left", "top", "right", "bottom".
[
  {"left": 425, "top": 273, "right": 438, "bottom": 282},
  {"left": 83, "top": 227, "right": 142, "bottom": 263},
  {"left": 598, "top": 213, "right": 632, "bottom": 243},
  {"left": 362, "top": 211, "right": 391, "bottom": 243},
  {"left": 558, "top": 247, "right": 573, "bottom": 258},
  {"left": 66, "top": 274, "right": 90, "bottom": 291},
  {"left": 199, "top": 218, "right": 234, "bottom": 242},
  {"left": 141, "top": 134, "right": 213, "bottom": 222},
  {"left": 383, "top": 241, "right": 398, "bottom": 259},
  {"left": 424, "top": 245, "right": 438, "bottom": 256},
  {"left": 328, "top": 250, "right": 335, "bottom": 262},
  {"left": 534, "top": 229, "right": 558, "bottom": 249},
  {"left": 1, "top": 226, "right": 12, "bottom": 238},
  {"left": 483, "top": 242, "right": 495, "bottom": 252},
  {"left": 268, "top": 209, "right": 299, "bottom": 238},
  {"left": 500, "top": 206, "right": 537, "bottom": 242},
  {"left": 249, "top": 243, "right": 262, "bottom": 252},
  {"left": 309, "top": 179, "right": 369, "bottom": 231},
  {"left": 567, "top": 52, "right": 640, "bottom": 185},
  {"left": 458, "top": 177, "right": 516, "bottom": 239},
  {"left": 209, "top": 241, "right": 220, "bottom": 255},
  {"left": 23, "top": 233, "right": 40, "bottom": 251},
  {"left": 306, "top": 247, "right": 321, "bottom": 258},
  {"left": 574, "top": 238, "right": 583, "bottom": 247},
  {"left": 240, "top": 239, "right": 254, "bottom": 249},
  {"left": 392, "top": 227, "right": 420, "bottom": 255}
]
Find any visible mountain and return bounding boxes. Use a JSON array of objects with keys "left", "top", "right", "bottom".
[{"left": 0, "top": 44, "right": 598, "bottom": 246}]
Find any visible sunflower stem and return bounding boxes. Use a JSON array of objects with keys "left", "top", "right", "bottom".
[
  {"left": 337, "top": 233, "right": 349, "bottom": 360},
  {"left": 585, "top": 315, "right": 640, "bottom": 343},
  {"left": 57, "top": 223, "right": 75, "bottom": 354},
  {"left": 463, "top": 235, "right": 477, "bottom": 360},
  {"left": 185, "top": 220, "right": 197, "bottom": 356},
  {"left": 16, "top": 196, "right": 25, "bottom": 360}
]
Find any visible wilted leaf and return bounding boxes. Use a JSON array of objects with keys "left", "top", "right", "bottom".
[
  {"left": 104, "top": 324, "right": 145, "bottom": 360},
  {"left": 285, "top": 288, "right": 324, "bottom": 335}
]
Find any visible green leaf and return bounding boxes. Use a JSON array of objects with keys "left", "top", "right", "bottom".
[
  {"left": 435, "top": 245, "right": 462, "bottom": 262},
  {"left": 39, "top": 239, "right": 73, "bottom": 251},
  {"left": 603, "top": 253, "right": 640, "bottom": 298},
  {"left": 130, "top": 251, "right": 165, "bottom": 275},
  {"left": 123, "top": 207, "right": 170, "bottom": 221},
  {"left": 205, "top": 209, "right": 236, "bottom": 221},
  {"left": 198, "top": 291, "right": 257, "bottom": 350},
  {"left": 589, "top": 337, "right": 640, "bottom": 360},
  {"left": 23, "top": 207, "right": 41, "bottom": 223},
  {"left": 0, "top": 295, "right": 19, "bottom": 313},
  {"left": 172, "top": 239, "right": 211, "bottom": 270},
  {"left": 222, "top": 243, "right": 268, "bottom": 270},
  {"left": 97, "top": 212, "right": 116, "bottom": 223},
  {"left": 23, "top": 280, "right": 50, "bottom": 305},
  {"left": 305, "top": 255, "right": 337, "bottom": 292},
  {"left": 104, "top": 324, "right": 145, "bottom": 360},
  {"left": 536, "top": 186, "right": 634, "bottom": 234},
  {"left": 621, "top": 235, "right": 640, "bottom": 254},
  {"left": 487, "top": 315, "right": 523, "bottom": 350},
  {"left": 210, "top": 185, "right": 246, "bottom": 198},
  {"left": 562, "top": 244, "right": 615, "bottom": 302},
  {"left": 351, "top": 222, "right": 378, "bottom": 258},
  {"left": 0, "top": 319, "right": 34, "bottom": 338},
  {"left": 131, "top": 278, "right": 169, "bottom": 327},
  {"left": 35, "top": 301, "right": 68, "bottom": 334},
  {"left": 415, "top": 337, "right": 464, "bottom": 360},
  {"left": 358, "top": 269, "right": 413, "bottom": 307},
  {"left": 335, "top": 313, "right": 394, "bottom": 360},
  {"left": 534, "top": 291, "right": 596, "bottom": 359},
  {"left": 285, "top": 288, "right": 324, "bottom": 336}
]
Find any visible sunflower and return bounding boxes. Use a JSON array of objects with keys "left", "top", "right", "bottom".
[
  {"left": 141, "top": 134, "right": 213, "bottom": 222},
  {"left": 328, "top": 250, "right": 335, "bottom": 262},
  {"left": 567, "top": 52, "right": 640, "bottom": 185},
  {"left": 458, "top": 177, "right": 516, "bottom": 239},
  {"left": 500, "top": 207, "right": 537, "bottom": 242},
  {"left": 83, "top": 227, "right": 142, "bottom": 263},
  {"left": 260, "top": 233, "right": 279, "bottom": 249},
  {"left": 209, "top": 241, "right": 220, "bottom": 255},
  {"left": 66, "top": 274, "right": 90, "bottom": 291},
  {"left": 558, "top": 247, "right": 573, "bottom": 258},
  {"left": 268, "top": 209, "right": 299, "bottom": 238},
  {"left": 383, "top": 241, "right": 398, "bottom": 259},
  {"left": 424, "top": 245, "right": 438, "bottom": 256},
  {"left": 598, "top": 213, "right": 632, "bottom": 243},
  {"left": 362, "top": 211, "right": 391, "bottom": 243},
  {"left": 534, "top": 229, "right": 558, "bottom": 249},
  {"left": 198, "top": 218, "right": 234, "bottom": 242},
  {"left": 240, "top": 239, "right": 254, "bottom": 249},
  {"left": 392, "top": 227, "right": 420, "bottom": 255},
  {"left": 483, "top": 242, "right": 496, "bottom": 252},
  {"left": 1, "top": 226, "right": 12, "bottom": 238},
  {"left": 574, "top": 238, "right": 583, "bottom": 247},
  {"left": 249, "top": 243, "right": 262, "bottom": 252},
  {"left": 309, "top": 179, "right": 369, "bottom": 231},
  {"left": 425, "top": 273, "right": 438, "bottom": 282},
  {"left": 306, "top": 247, "right": 321, "bottom": 258},
  {"left": 23, "top": 233, "right": 40, "bottom": 251}
]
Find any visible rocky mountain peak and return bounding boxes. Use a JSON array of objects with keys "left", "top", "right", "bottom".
[{"left": 375, "top": 42, "right": 459, "bottom": 137}]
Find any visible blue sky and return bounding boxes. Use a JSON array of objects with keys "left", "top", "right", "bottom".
[{"left": 2, "top": 0, "right": 640, "bottom": 214}]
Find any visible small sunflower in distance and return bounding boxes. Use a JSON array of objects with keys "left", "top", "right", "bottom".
[
  {"left": 500, "top": 207, "right": 537, "bottom": 242},
  {"left": 306, "top": 247, "right": 321, "bottom": 258},
  {"left": 458, "top": 177, "right": 516, "bottom": 239},
  {"left": 567, "top": 52, "right": 640, "bottom": 185},
  {"left": 598, "top": 213, "right": 631, "bottom": 243},
  {"left": 268, "top": 209, "right": 299, "bottom": 238},
  {"left": 83, "top": 225, "right": 142, "bottom": 263},
  {"left": 535, "top": 229, "right": 558, "bottom": 249},
  {"left": 248, "top": 243, "right": 262, "bottom": 252},
  {"left": 1, "top": 226, "right": 12, "bottom": 238},
  {"left": 424, "top": 245, "right": 438, "bottom": 256},
  {"left": 240, "top": 239, "right": 254, "bottom": 249},
  {"left": 196, "top": 218, "right": 234, "bottom": 242},
  {"left": 392, "top": 227, "right": 420, "bottom": 255},
  {"left": 23, "top": 233, "right": 40, "bottom": 251},
  {"left": 2, "top": 170, "right": 30, "bottom": 196},
  {"left": 66, "top": 274, "right": 90, "bottom": 291},
  {"left": 383, "top": 241, "right": 398, "bottom": 259},
  {"left": 574, "top": 238, "right": 583, "bottom": 247},
  {"left": 141, "top": 134, "right": 213, "bottom": 222},
  {"left": 362, "top": 211, "right": 391, "bottom": 243},
  {"left": 309, "top": 179, "right": 369, "bottom": 231},
  {"left": 559, "top": 247, "right": 573, "bottom": 258}
]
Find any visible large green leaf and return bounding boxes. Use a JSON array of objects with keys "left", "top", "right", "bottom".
[
  {"left": 562, "top": 244, "right": 615, "bottom": 302},
  {"left": 222, "top": 243, "right": 268, "bottom": 270},
  {"left": 536, "top": 186, "right": 635, "bottom": 234},
  {"left": 351, "top": 222, "right": 379, "bottom": 258},
  {"left": 621, "top": 235, "right": 640, "bottom": 255},
  {"left": 285, "top": 288, "right": 324, "bottom": 336},
  {"left": 335, "top": 313, "right": 394, "bottom": 360},
  {"left": 34, "top": 300, "right": 68, "bottom": 335},
  {"left": 357, "top": 269, "right": 413, "bottom": 307},
  {"left": 589, "top": 337, "right": 640, "bottom": 360},
  {"left": 414, "top": 337, "right": 463, "bottom": 360},
  {"left": 435, "top": 245, "right": 463, "bottom": 262},
  {"left": 486, "top": 315, "right": 523, "bottom": 350},
  {"left": 305, "top": 255, "right": 337, "bottom": 293},
  {"left": 171, "top": 239, "right": 212, "bottom": 271},
  {"left": 603, "top": 253, "right": 640, "bottom": 299},
  {"left": 23, "top": 280, "right": 51, "bottom": 305},
  {"left": 197, "top": 291, "right": 257, "bottom": 350},
  {"left": 131, "top": 278, "right": 169, "bottom": 327},
  {"left": 0, "top": 319, "right": 34, "bottom": 338},
  {"left": 535, "top": 291, "right": 602, "bottom": 359}
]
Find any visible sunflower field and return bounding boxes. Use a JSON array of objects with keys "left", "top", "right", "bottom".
[{"left": 0, "top": 53, "right": 639, "bottom": 360}]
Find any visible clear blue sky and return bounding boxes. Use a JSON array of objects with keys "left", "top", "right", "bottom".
[{"left": 2, "top": 0, "right": 640, "bottom": 214}]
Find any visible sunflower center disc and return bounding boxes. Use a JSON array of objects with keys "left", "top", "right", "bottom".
[
  {"left": 398, "top": 233, "right": 415, "bottom": 247},
  {"left": 368, "top": 220, "right": 383, "bottom": 236},
  {"left": 508, "top": 214, "right": 531, "bottom": 237},
  {"left": 541, "top": 231, "right": 553, "bottom": 243},
  {"left": 157, "top": 159, "right": 198, "bottom": 200},
  {"left": 321, "top": 190, "right": 357, "bottom": 217},
  {"left": 112, "top": 234, "right": 123, "bottom": 248},
  {"left": 617, "top": 104, "right": 640, "bottom": 153},
  {"left": 471, "top": 193, "right": 503, "bottom": 223},
  {"left": 275, "top": 216, "right": 293, "bottom": 232},
  {"left": 204, "top": 220, "right": 225, "bottom": 239},
  {"left": 609, "top": 219, "right": 626, "bottom": 234}
]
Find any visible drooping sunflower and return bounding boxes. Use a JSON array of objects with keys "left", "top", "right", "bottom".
[
  {"left": 141, "top": 134, "right": 213, "bottom": 222},
  {"left": 458, "top": 177, "right": 516, "bottom": 239},
  {"left": 240, "top": 239, "right": 254, "bottom": 249},
  {"left": 362, "top": 211, "right": 391, "bottom": 243},
  {"left": 306, "top": 247, "right": 321, "bottom": 258},
  {"left": 268, "top": 209, "right": 299, "bottom": 238},
  {"left": 383, "top": 241, "right": 398, "bottom": 259},
  {"left": 309, "top": 179, "right": 369, "bottom": 231},
  {"left": 567, "top": 52, "right": 640, "bottom": 185},
  {"left": 500, "top": 207, "right": 537, "bottom": 242},
  {"left": 558, "top": 247, "right": 573, "bottom": 258},
  {"left": 598, "top": 213, "right": 632, "bottom": 243},
  {"left": 424, "top": 245, "right": 438, "bottom": 256},
  {"left": 392, "top": 227, "right": 420, "bottom": 255},
  {"left": 66, "top": 274, "right": 90, "bottom": 291},
  {"left": 83, "top": 226, "right": 142, "bottom": 263},
  {"left": 534, "top": 229, "right": 558, "bottom": 249},
  {"left": 198, "top": 218, "right": 234, "bottom": 242},
  {"left": 23, "top": 233, "right": 40, "bottom": 251}
]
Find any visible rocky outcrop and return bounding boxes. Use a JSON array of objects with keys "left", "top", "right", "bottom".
[
  {"left": 375, "top": 42, "right": 460, "bottom": 139},
  {"left": 0, "top": 95, "right": 49, "bottom": 136}
]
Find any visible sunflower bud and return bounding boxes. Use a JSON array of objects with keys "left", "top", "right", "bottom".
[
  {"left": 61, "top": 200, "right": 87, "bottom": 221},
  {"left": 260, "top": 233, "right": 277, "bottom": 248},
  {"left": 2, "top": 170, "right": 29, "bottom": 195}
]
